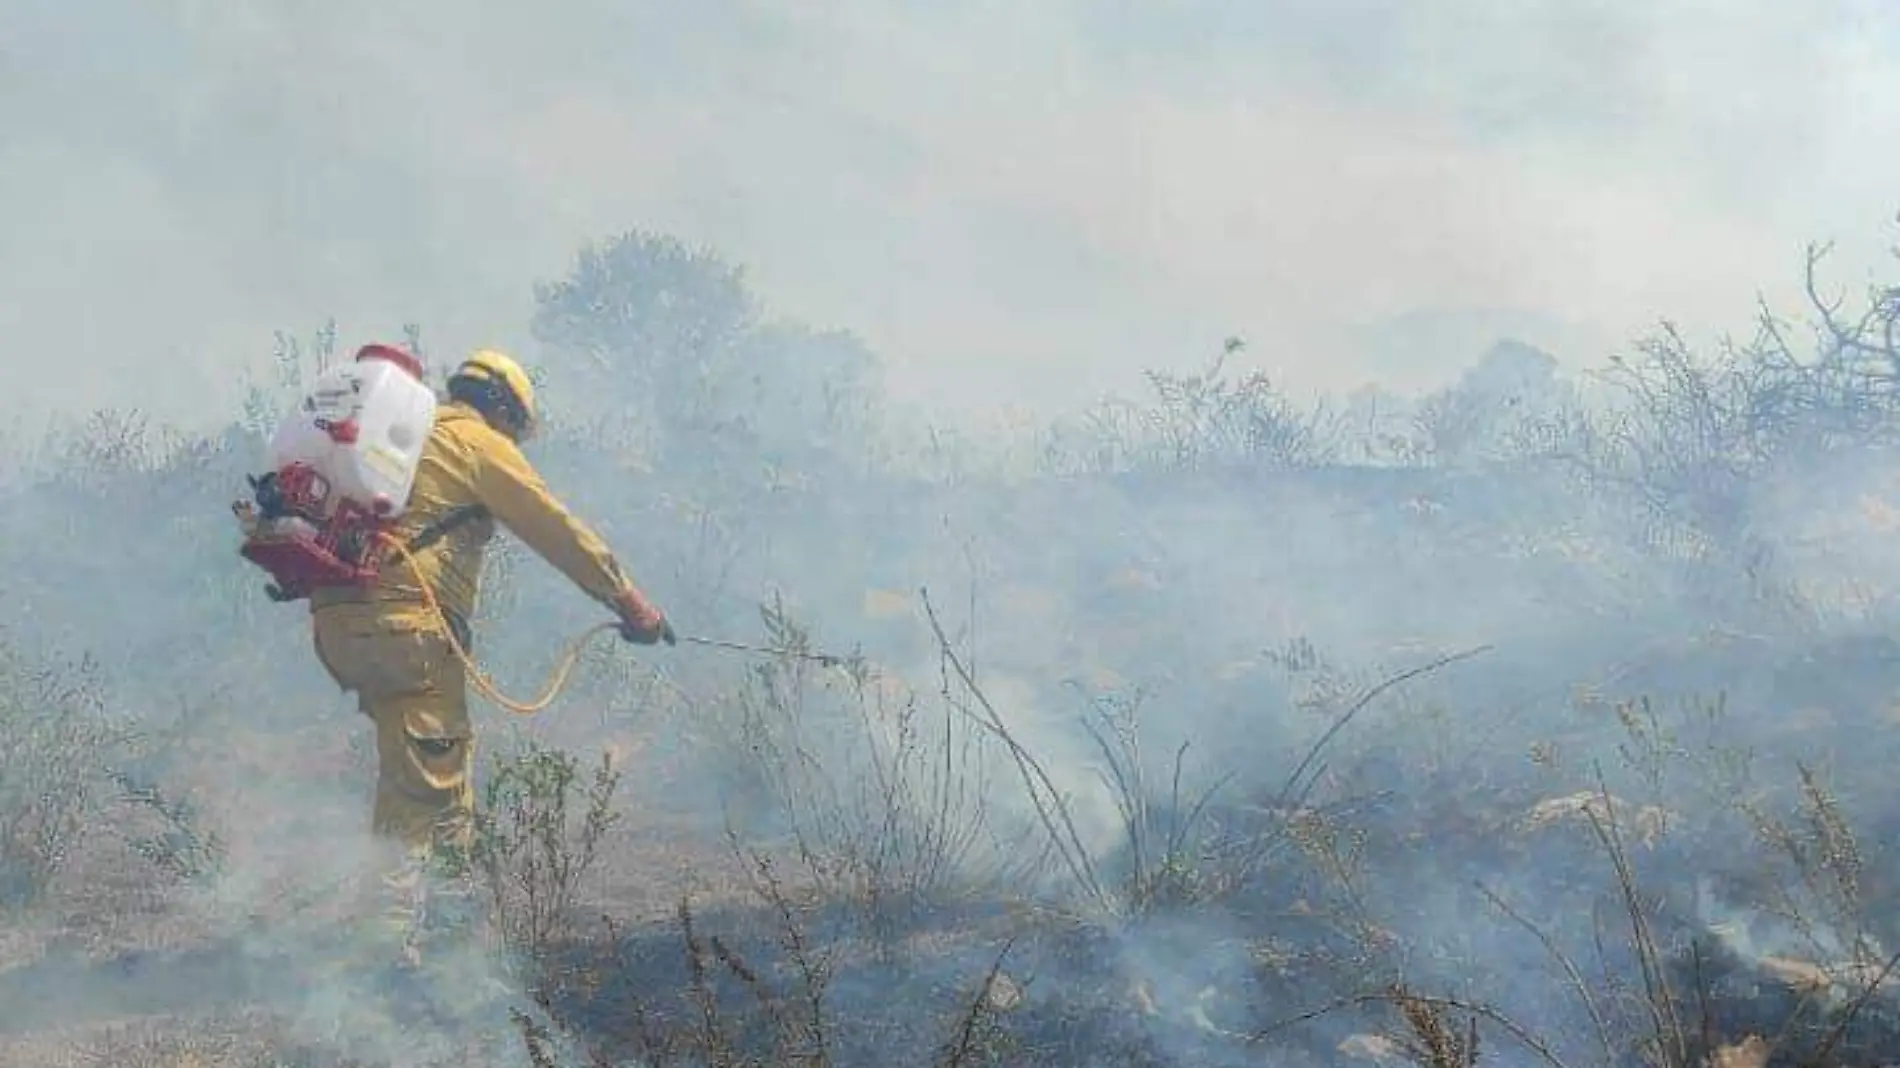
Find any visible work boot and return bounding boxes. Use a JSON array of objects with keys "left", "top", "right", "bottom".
[
  {"left": 385, "top": 849, "right": 518, "bottom": 1021},
  {"left": 379, "top": 850, "right": 433, "bottom": 969},
  {"left": 294, "top": 906, "right": 434, "bottom": 1049},
  {"left": 417, "top": 866, "right": 491, "bottom": 957}
]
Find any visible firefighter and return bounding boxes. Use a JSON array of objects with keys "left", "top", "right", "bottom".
[{"left": 307, "top": 347, "right": 674, "bottom": 964}]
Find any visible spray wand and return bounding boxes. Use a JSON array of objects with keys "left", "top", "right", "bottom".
[{"left": 677, "top": 634, "right": 854, "bottom": 669}]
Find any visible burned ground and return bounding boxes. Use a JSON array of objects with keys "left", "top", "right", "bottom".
[{"left": 8, "top": 234, "right": 1900, "bottom": 1067}]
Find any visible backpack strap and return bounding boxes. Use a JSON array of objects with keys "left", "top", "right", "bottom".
[
  {"left": 389, "top": 503, "right": 490, "bottom": 651},
  {"left": 403, "top": 503, "right": 491, "bottom": 554}
]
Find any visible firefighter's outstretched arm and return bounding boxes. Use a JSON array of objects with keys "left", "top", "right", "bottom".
[{"left": 469, "top": 426, "right": 674, "bottom": 645}]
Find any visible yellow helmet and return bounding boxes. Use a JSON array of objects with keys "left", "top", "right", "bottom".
[{"left": 448, "top": 348, "right": 539, "bottom": 441}]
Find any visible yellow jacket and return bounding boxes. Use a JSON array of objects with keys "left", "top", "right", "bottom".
[{"left": 310, "top": 401, "right": 635, "bottom": 626}]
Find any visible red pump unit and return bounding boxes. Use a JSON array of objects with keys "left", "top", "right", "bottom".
[{"left": 234, "top": 464, "right": 391, "bottom": 602}]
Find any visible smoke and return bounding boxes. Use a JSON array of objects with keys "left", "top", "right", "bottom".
[
  {"left": 6, "top": 1, "right": 1900, "bottom": 429},
  {"left": 10, "top": 3, "right": 1900, "bottom": 1065}
]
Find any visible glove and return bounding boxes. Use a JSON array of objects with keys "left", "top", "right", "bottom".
[{"left": 612, "top": 586, "right": 676, "bottom": 646}]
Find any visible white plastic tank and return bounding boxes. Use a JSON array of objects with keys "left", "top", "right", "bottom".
[{"left": 265, "top": 344, "right": 438, "bottom": 518}]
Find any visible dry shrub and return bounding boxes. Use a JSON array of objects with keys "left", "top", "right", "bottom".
[
  {"left": 0, "top": 644, "right": 128, "bottom": 910},
  {"left": 469, "top": 736, "right": 622, "bottom": 967}
]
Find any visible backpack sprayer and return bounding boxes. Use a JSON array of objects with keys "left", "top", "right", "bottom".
[
  {"left": 233, "top": 342, "right": 851, "bottom": 715},
  {"left": 233, "top": 342, "right": 437, "bottom": 601}
]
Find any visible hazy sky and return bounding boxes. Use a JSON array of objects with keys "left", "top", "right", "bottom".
[{"left": 5, "top": 0, "right": 1900, "bottom": 435}]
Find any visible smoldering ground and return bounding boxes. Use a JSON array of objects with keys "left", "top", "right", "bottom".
[
  {"left": 9, "top": 229, "right": 1900, "bottom": 1068},
  {"left": 11, "top": 4, "right": 1900, "bottom": 1065}
]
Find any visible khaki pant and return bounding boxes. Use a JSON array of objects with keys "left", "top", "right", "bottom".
[{"left": 312, "top": 600, "right": 476, "bottom": 858}]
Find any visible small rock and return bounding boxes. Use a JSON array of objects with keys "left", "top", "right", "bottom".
[
  {"left": 1710, "top": 1035, "right": 1770, "bottom": 1068},
  {"left": 1758, "top": 955, "right": 1834, "bottom": 993},
  {"left": 1338, "top": 1033, "right": 1405, "bottom": 1063},
  {"left": 983, "top": 970, "right": 1024, "bottom": 1013}
]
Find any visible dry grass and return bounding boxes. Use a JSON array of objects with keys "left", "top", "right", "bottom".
[
  {"left": 18, "top": 252, "right": 1900, "bottom": 1062},
  {"left": 0, "top": 1011, "right": 356, "bottom": 1068},
  {"left": 10, "top": 629, "right": 1900, "bottom": 1068}
]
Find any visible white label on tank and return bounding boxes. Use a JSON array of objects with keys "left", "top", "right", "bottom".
[{"left": 304, "top": 372, "right": 365, "bottom": 420}]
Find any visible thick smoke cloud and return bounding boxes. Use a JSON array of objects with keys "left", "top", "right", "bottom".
[
  {"left": 4, "top": 0, "right": 1899, "bottom": 434},
  {"left": 7, "top": 4, "right": 1900, "bottom": 1065}
]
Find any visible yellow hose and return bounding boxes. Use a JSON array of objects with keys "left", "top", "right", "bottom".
[{"left": 376, "top": 532, "right": 620, "bottom": 716}]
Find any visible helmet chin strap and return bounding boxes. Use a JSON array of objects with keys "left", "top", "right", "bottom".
[{"left": 448, "top": 376, "right": 530, "bottom": 441}]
